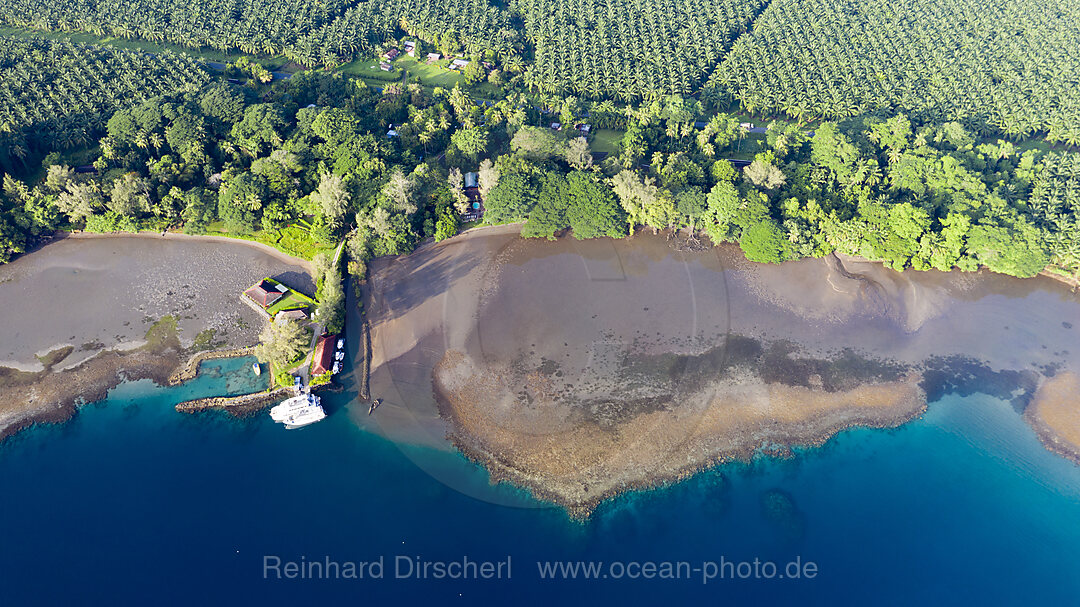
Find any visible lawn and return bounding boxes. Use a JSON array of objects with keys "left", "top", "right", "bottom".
[
  {"left": 261, "top": 277, "right": 317, "bottom": 317},
  {"left": 337, "top": 57, "right": 402, "bottom": 84},
  {"left": 590, "top": 129, "right": 624, "bottom": 154},
  {"left": 396, "top": 55, "right": 464, "bottom": 89},
  {"left": 338, "top": 54, "right": 503, "bottom": 98},
  {"left": 725, "top": 133, "right": 767, "bottom": 160}
]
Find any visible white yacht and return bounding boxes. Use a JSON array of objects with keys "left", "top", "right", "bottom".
[
  {"left": 282, "top": 401, "right": 327, "bottom": 429},
  {"left": 269, "top": 393, "right": 326, "bottom": 428},
  {"left": 269, "top": 394, "right": 311, "bottom": 422}
]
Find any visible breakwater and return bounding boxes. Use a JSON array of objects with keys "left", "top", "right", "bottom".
[{"left": 176, "top": 386, "right": 291, "bottom": 415}]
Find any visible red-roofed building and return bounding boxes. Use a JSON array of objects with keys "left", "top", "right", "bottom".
[
  {"left": 311, "top": 334, "right": 336, "bottom": 375},
  {"left": 244, "top": 280, "right": 284, "bottom": 308}
]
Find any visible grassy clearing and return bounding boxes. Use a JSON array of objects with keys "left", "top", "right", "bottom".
[
  {"left": 266, "top": 290, "right": 316, "bottom": 316},
  {"left": 397, "top": 55, "right": 463, "bottom": 88},
  {"left": 261, "top": 277, "right": 317, "bottom": 316},
  {"left": 590, "top": 129, "right": 624, "bottom": 154},
  {"left": 337, "top": 57, "right": 401, "bottom": 81},
  {"left": 202, "top": 223, "right": 334, "bottom": 261},
  {"left": 339, "top": 54, "right": 501, "bottom": 98},
  {"left": 723, "top": 133, "right": 766, "bottom": 160}
]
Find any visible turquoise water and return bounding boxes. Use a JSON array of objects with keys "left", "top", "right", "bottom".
[{"left": 3, "top": 358, "right": 1080, "bottom": 605}]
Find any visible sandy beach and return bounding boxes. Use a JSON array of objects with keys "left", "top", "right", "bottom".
[
  {"left": 0, "top": 233, "right": 312, "bottom": 440},
  {"left": 361, "top": 228, "right": 1080, "bottom": 512}
]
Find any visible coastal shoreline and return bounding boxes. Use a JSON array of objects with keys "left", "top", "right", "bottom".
[
  {"left": 0, "top": 347, "right": 180, "bottom": 442},
  {"left": 449, "top": 398, "right": 927, "bottom": 518},
  {"left": 0, "top": 234, "right": 313, "bottom": 443},
  {"left": 58, "top": 231, "right": 314, "bottom": 271},
  {"left": 364, "top": 228, "right": 1080, "bottom": 514}
]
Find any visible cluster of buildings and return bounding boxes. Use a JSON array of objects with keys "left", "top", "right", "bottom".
[
  {"left": 243, "top": 278, "right": 342, "bottom": 379},
  {"left": 550, "top": 122, "right": 591, "bottom": 135},
  {"left": 381, "top": 41, "right": 416, "bottom": 70},
  {"left": 379, "top": 41, "right": 479, "bottom": 74},
  {"left": 243, "top": 279, "right": 309, "bottom": 324}
]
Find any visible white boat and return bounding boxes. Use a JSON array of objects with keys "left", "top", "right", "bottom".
[
  {"left": 269, "top": 395, "right": 311, "bottom": 422},
  {"left": 269, "top": 393, "right": 326, "bottom": 429},
  {"left": 283, "top": 404, "right": 327, "bottom": 429},
  {"left": 252, "top": 362, "right": 261, "bottom": 376},
  {"left": 337, "top": 339, "right": 345, "bottom": 349}
]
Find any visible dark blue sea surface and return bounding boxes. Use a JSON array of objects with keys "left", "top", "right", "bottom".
[{"left": 3, "top": 356, "right": 1080, "bottom": 605}]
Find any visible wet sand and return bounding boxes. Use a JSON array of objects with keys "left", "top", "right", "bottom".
[
  {"left": 362, "top": 229, "right": 1080, "bottom": 513},
  {"left": 0, "top": 234, "right": 312, "bottom": 440}
]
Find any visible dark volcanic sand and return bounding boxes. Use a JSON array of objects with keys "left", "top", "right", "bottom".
[{"left": 360, "top": 228, "right": 1080, "bottom": 513}]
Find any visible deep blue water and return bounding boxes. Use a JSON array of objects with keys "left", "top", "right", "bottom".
[{"left": 3, "top": 356, "right": 1080, "bottom": 605}]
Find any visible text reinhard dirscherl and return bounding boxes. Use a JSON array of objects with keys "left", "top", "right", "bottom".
[{"left": 262, "top": 556, "right": 818, "bottom": 584}]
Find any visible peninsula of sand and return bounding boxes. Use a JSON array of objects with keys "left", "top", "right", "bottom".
[
  {"left": 0, "top": 233, "right": 312, "bottom": 441},
  {"left": 364, "top": 227, "right": 1080, "bottom": 514}
]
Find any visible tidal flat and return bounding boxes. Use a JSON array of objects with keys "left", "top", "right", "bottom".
[
  {"left": 0, "top": 233, "right": 312, "bottom": 440},
  {"left": 364, "top": 227, "right": 1080, "bottom": 513}
]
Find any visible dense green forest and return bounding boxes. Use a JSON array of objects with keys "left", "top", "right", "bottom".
[
  {"left": 0, "top": 0, "right": 1079, "bottom": 283},
  {"left": 0, "top": 36, "right": 209, "bottom": 172},
  {"left": 4, "top": 0, "right": 1080, "bottom": 141},
  {"left": 709, "top": 0, "right": 1080, "bottom": 144},
  {"left": 511, "top": 0, "right": 764, "bottom": 99}
]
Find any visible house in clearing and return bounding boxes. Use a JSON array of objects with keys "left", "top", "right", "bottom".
[
  {"left": 449, "top": 58, "right": 469, "bottom": 70},
  {"left": 379, "top": 61, "right": 393, "bottom": 71},
  {"left": 404, "top": 41, "right": 416, "bottom": 56},
  {"left": 311, "top": 334, "right": 337, "bottom": 375},
  {"left": 243, "top": 278, "right": 317, "bottom": 319},
  {"left": 383, "top": 48, "right": 400, "bottom": 60},
  {"left": 426, "top": 52, "right": 441, "bottom": 64},
  {"left": 245, "top": 280, "right": 285, "bottom": 308}
]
